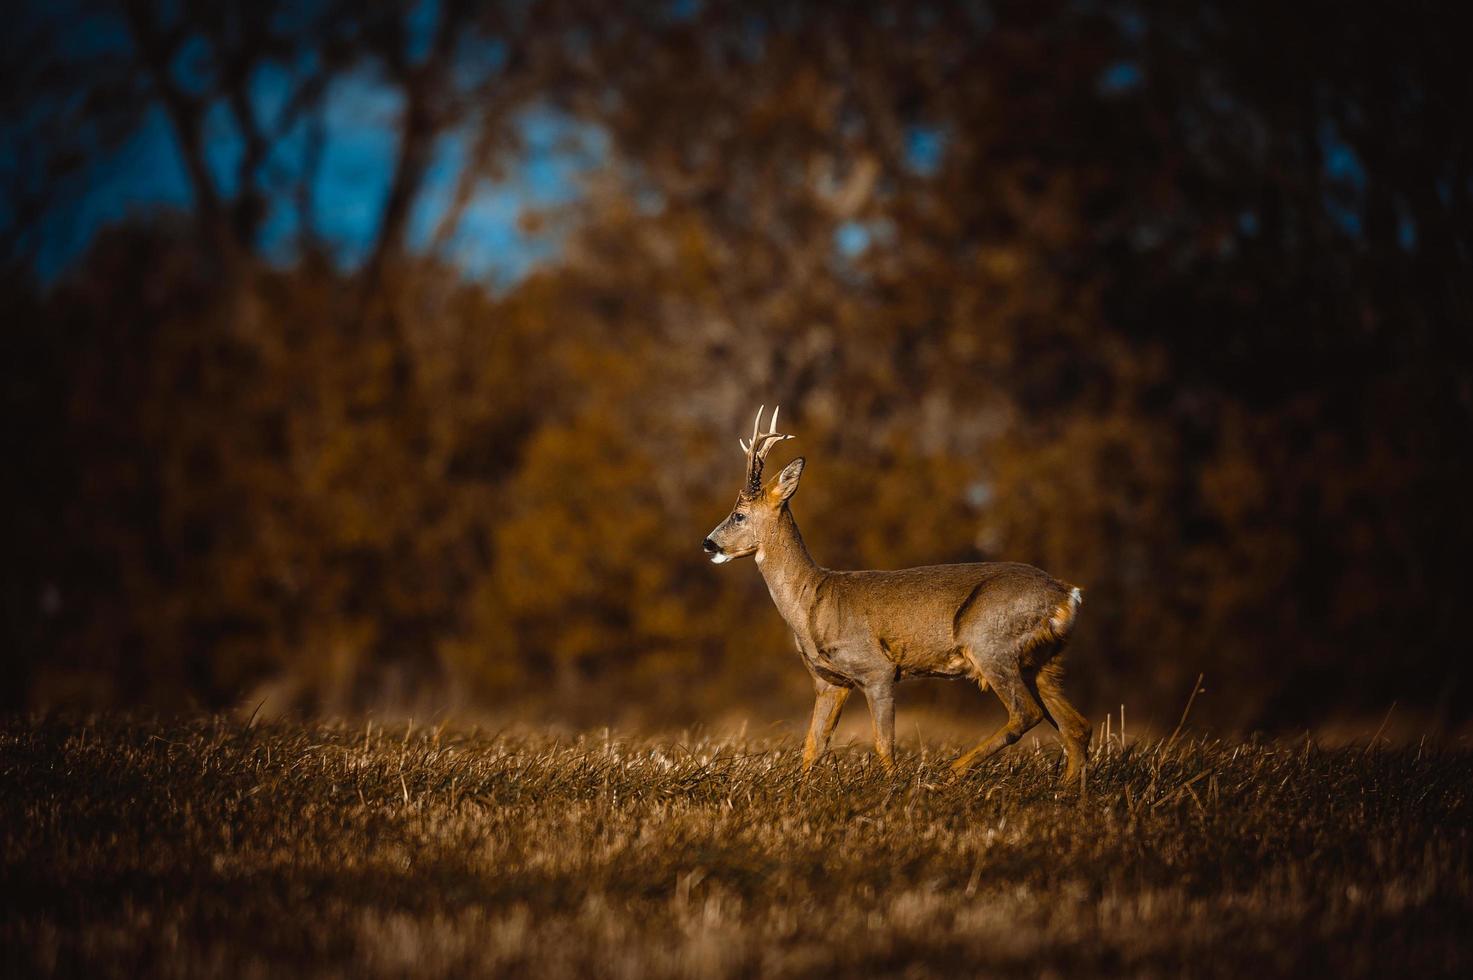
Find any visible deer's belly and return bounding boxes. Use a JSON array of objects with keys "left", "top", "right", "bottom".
[
  {"left": 895, "top": 651, "right": 973, "bottom": 679},
  {"left": 879, "top": 636, "right": 973, "bottom": 680},
  {"left": 799, "top": 643, "right": 881, "bottom": 686},
  {"left": 898, "top": 658, "right": 972, "bottom": 680},
  {"left": 799, "top": 637, "right": 972, "bottom": 686}
]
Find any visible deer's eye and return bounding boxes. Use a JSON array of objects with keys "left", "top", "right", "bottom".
[{"left": 731, "top": 512, "right": 746, "bottom": 523}]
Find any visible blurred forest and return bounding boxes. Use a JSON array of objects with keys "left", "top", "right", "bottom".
[{"left": 2, "top": 0, "right": 1470, "bottom": 730}]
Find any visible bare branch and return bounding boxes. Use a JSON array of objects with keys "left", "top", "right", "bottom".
[{"left": 122, "top": 0, "right": 231, "bottom": 255}]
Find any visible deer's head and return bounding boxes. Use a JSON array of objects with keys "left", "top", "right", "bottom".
[{"left": 703, "top": 405, "right": 805, "bottom": 564}]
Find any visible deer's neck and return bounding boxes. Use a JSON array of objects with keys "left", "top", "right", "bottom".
[{"left": 756, "top": 507, "right": 824, "bottom": 632}]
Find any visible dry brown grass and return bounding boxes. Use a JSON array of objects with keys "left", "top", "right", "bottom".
[{"left": 2, "top": 715, "right": 1470, "bottom": 977}]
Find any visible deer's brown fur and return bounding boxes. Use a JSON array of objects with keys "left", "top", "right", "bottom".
[{"left": 704, "top": 407, "right": 1090, "bottom": 781}]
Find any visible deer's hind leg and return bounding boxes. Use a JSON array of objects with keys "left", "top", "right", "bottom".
[
  {"left": 1032, "top": 659, "right": 1090, "bottom": 784},
  {"left": 949, "top": 651, "right": 1044, "bottom": 775}
]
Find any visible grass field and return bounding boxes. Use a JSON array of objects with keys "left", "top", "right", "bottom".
[{"left": 2, "top": 716, "right": 1470, "bottom": 978}]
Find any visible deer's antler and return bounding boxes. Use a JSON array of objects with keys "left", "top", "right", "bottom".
[{"left": 738, "top": 404, "right": 794, "bottom": 496}]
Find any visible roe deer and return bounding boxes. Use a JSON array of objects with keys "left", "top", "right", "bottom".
[{"left": 703, "top": 407, "right": 1090, "bottom": 781}]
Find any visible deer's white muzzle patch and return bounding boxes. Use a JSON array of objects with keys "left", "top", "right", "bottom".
[{"left": 710, "top": 552, "right": 733, "bottom": 564}]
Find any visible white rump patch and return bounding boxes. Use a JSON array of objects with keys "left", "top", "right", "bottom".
[
  {"left": 1049, "top": 586, "right": 1085, "bottom": 634},
  {"left": 710, "top": 552, "right": 733, "bottom": 564}
]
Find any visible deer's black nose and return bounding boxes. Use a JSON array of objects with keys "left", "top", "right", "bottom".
[{"left": 702, "top": 538, "right": 718, "bottom": 553}]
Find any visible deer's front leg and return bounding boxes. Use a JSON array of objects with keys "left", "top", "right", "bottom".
[
  {"left": 802, "top": 681, "right": 851, "bottom": 771},
  {"left": 861, "top": 678, "right": 897, "bottom": 772}
]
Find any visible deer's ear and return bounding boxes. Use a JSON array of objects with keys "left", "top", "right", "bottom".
[{"left": 768, "top": 457, "right": 805, "bottom": 504}]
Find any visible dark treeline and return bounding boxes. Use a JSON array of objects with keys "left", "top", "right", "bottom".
[{"left": 3, "top": 0, "right": 1469, "bottom": 729}]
